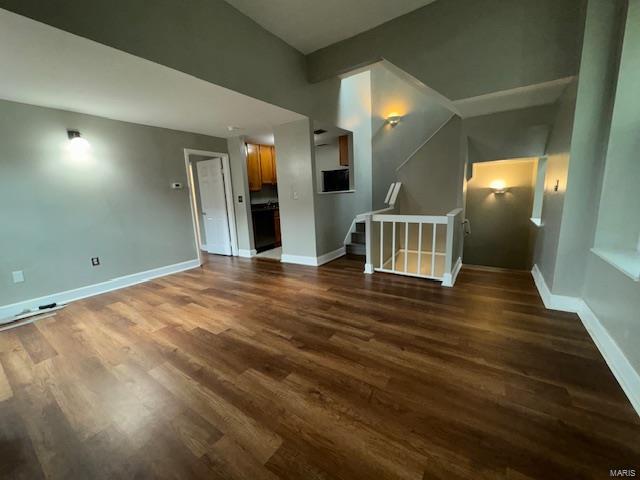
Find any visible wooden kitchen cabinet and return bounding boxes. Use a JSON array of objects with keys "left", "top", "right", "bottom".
[
  {"left": 274, "top": 208, "right": 281, "bottom": 246},
  {"left": 271, "top": 146, "right": 277, "bottom": 183},
  {"left": 259, "top": 145, "right": 276, "bottom": 185},
  {"left": 246, "top": 143, "right": 262, "bottom": 192},
  {"left": 247, "top": 143, "right": 277, "bottom": 191},
  {"left": 339, "top": 135, "right": 349, "bottom": 166}
]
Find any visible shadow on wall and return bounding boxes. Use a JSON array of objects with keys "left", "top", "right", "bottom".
[{"left": 463, "top": 158, "right": 537, "bottom": 270}]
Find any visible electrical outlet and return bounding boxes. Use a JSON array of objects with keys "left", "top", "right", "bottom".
[
  {"left": 91, "top": 257, "right": 100, "bottom": 266},
  {"left": 12, "top": 270, "right": 24, "bottom": 283}
]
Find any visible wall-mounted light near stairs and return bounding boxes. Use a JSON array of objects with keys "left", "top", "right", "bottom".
[
  {"left": 386, "top": 114, "right": 402, "bottom": 127},
  {"left": 66, "top": 129, "right": 91, "bottom": 162},
  {"left": 490, "top": 179, "right": 507, "bottom": 195}
]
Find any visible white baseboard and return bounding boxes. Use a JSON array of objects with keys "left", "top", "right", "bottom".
[
  {"left": 281, "top": 254, "right": 318, "bottom": 266},
  {"left": 364, "top": 263, "right": 374, "bottom": 274},
  {"left": 281, "top": 246, "right": 346, "bottom": 267},
  {"left": 578, "top": 302, "right": 640, "bottom": 417},
  {"left": 531, "top": 264, "right": 640, "bottom": 418},
  {"left": 442, "top": 257, "right": 462, "bottom": 287},
  {"left": 531, "top": 264, "right": 583, "bottom": 312},
  {"left": 316, "top": 246, "right": 346, "bottom": 266},
  {"left": 0, "top": 259, "right": 201, "bottom": 321},
  {"left": 238, "top": 249, "right": 257, "bottom": 258}
]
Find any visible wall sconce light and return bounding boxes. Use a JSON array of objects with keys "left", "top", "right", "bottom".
[
  {"left": 490, "top": 179, "right": 507, "bottom": 194},
  {"left": 66, "top": 129, "right": 91, "bottom": 159},
  {"left": 386, "top": 114, "right": 402, "bottom": 127}
]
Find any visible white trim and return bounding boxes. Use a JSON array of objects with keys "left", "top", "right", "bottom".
[
  {"left": 530, "top": 264, "right": 583, "bottom": 312},
  {"left": 590, "top": 248, "right": 640, "bottom": 282},
  {"left": 316, "top": 246, "right": 346, "bottom": 266},
  {"left": 238, "top": 249, "right": 257, "bottom": 258},
  {"left": 221, "top": 154, "right": 239, "bottom": 257},
  {"left": 383, "top": 183, "right": 395, "bottom": 204},
  {"left": 355, "top": 206, "right": 394, "bottom": 222},
  {"left": 374, "top": 267, "right": 441, "bottom": 281},
  {"left": 280, "top": 254, "right": 319, "bottom": 266},
  {"left": 317, "top": 189, "right": 356, "bottom": 195},
  {"left": 389, "top": 182, "right": 402, "bottom": 205},
  {"left": 0, "top": 259, "right": 200, "bottom": 321},
  {"left": 184, "top": 153, "right": 204, "bottom": 265},
  {"left": 578, "top": 302, "right": 640, "bottom": 418},
  {"left": 530, "top": 217, "right": 543, "bottom": 227},
  {"left": 343, "top": 218, "right": 358, "bottom": 246},
  {"left": 280, "top": 246, "right": 346, "bottom": 267},
  {"left": 530, "top": 263, "right": 640, "bottom": 418},
  {"left": 364, "top": 263, "right": 374, "bottom": 274},
  {"left": 183, "top": 149, "right": 239, "bottom": 259},
  {"left": 372, "top": 213, "right": 448, "bottom": 224},
  {"left": 395, "top": 116, "right": 454, "bottom": 172},
  {"left": 442, "top": 257, "right": 462, "bottom": 288}
]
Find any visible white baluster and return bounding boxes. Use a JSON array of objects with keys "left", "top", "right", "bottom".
[
  {"left": 431, "top": 223, "right": 437, "bottom": 276},
  {"left": 417, "top": 223, "right": 423, "bottom": 275}
]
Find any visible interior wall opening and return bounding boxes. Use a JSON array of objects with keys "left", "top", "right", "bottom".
[
  {"left": 244, "top": 132, "right": 282, "bottom": 260},
  {"left": 185, "top": 150, "right": 237, "bottom": 262},
  {"left": 463, "top": 157, "right": 538, "bottom": 270}
]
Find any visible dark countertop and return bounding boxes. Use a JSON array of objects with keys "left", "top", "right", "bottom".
[{"left": 251, "top": 203, "right": 279, "bottom": 213}]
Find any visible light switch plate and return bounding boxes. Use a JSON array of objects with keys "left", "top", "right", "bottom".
[{"left": 12, "top": 270, "right": 24, "bottom": 283}]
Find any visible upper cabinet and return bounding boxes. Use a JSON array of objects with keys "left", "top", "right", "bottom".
[
  {"left": 246, "top": 143, "right": 262, "bottom": 192},
  {"left": 247, "top": 143, "right": 277, "bottom": 191},
  {"left": 259, "top": 145, "right": 276, "bottom": 185},
  {"left": 271, "top": 146, "right": 277, "bottom": 183},
  {"left": 339, "top": 135, "right": 349, "bottom": 166}
]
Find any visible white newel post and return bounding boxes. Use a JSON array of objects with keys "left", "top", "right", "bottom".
[{"left": 364, "top": 214, "right": 374, "bottom": 274}]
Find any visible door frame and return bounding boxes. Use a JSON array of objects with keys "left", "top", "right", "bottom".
[{"left": 183, "top": 148, "right": 239, "bottom": 265}]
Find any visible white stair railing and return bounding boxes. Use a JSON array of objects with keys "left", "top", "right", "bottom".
[
  {"left": 343, "top": 182, "right": 402, "bottom": 247},
  {"left": 364, "top": 207, "right": 464, "bottom": 287}
]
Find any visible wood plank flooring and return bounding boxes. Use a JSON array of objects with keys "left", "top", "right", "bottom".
[{"left": 1, "top": 255, "right": 638, "bottom": 479}]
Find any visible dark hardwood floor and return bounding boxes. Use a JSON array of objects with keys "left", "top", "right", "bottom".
[{"left": 1, "top": 254, "right": 638, "bottom": 479}]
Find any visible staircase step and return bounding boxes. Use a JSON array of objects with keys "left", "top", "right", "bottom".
[
  {"left": 351, "top": 231, "right": 365, "bottom": 244},
  {"left": 355, "top": 222, "right": 366, "bottom": 233},
  {"left": 346, "top": 243, "right": 366, "bottom": 256}
]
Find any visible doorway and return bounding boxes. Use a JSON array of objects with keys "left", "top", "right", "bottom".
[
  {"left": 244, "top": 137, "right": 281, "bottom": 260},
  {"left": 463, "top": 158, "right": 538, "bottom": 270},
  {"left": 184, "top": 149, "right": 238, "bottom": 263}
]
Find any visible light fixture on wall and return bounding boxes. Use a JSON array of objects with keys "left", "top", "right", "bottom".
[
  {"left": 490, "top": 179, "right": 507, "bottom": 194},
  {"left": 386, "top": 114, "right": 402, "bottom": 127},
  {"left": 66, "top": 129, "right": 91, "bottom": 160}
]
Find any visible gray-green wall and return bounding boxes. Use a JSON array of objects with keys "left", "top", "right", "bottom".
[
  {"left": 582, "top": 0, "right": 640, "bottom": 372},
  {"left": 532, "top": 82, "right": 578, "bottom": 289},
  {"left": 370, "top": 64, "right": 453, "bottom": 209},
  {"left": 307, "top": 0, "right": 585, "bottom": 100},
  {"left": 396, "top": 117, "right": 464, "bottom": 216},
  {"left": 311, "top": 71, "right": 373, "bottom": 256},
  {"left": 592, "top": 0, "right": 640, "bottom": 252},
  {"left": 463, "top": 105, "right": 556, "bottom": 168},
  {"left": 273, "top": 119, "right": 319, "bottom": 258},
  {"left": 226, "top": 137, "right": 255, "bottom": 253},
  {"left": 0, "top": 99, "right": 227, "bottom": 306},
  {"left": 552, "top": 0, "right": 625, "bottom": 296},
  {"left": 0, "top": 0, "right": 310, "bottom": 115}
]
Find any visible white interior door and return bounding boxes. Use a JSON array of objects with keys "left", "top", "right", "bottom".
[{"left": 197, "top": 158, "right": 232, "bottom": 255}]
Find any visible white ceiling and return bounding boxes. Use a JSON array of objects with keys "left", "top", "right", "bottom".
[
  {"left": 0, "top": 9, "right": 304, "bottom": 138},
  {"left": 224, "top": 0, "right": 437, "bottom": 54}
]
